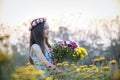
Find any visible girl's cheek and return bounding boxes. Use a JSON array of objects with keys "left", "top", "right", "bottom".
[{"left": 44, "top": 29, "right": 49, "bottom": 33}]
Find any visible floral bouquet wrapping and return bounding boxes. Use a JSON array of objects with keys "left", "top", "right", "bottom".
[{"left": 51, "top": 40, "right": 88, "bottom": 64}]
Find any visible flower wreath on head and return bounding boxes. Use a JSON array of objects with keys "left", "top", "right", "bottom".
[{"left": 29, "top": 18, "right": 46, "bottom": 31}]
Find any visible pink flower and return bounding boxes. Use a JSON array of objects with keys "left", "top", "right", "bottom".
[
  {"left": 39, "top": 18, "right": 44, "bottom": 23},
  {"left": 32, "top": 21, "right": 37, "bottom": 26},
  {"left": 69, "top": 41, "right": 78, "bottom": 50}
]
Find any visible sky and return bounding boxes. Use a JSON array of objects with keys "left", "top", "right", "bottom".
[{"left": 0, "top": 0, "right": 120, "bottom": 27}]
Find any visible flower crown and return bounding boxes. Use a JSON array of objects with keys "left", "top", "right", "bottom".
[{"left": 29, "top": 18, "right": 46, "bottom": 31}]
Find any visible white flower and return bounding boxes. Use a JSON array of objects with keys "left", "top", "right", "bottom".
[
  {"left": 36, "top": 19, "right": 40, "bottom": 23},
  {"left": 32, "top": 21, "right": 37, "bottom": 26},
  {"left": 66, "top": 41, "right": 70, "bottom": 45},
  {"left": 39, "top": 18, "right": 44, "bottom": 23}
]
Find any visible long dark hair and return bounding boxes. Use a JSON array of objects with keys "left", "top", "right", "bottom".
[{"left": 29, "top": 19, "right": 51, "bottom": 64}]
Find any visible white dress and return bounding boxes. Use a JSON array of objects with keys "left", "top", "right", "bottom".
[{"left": 30, "top": 44, "right": 52, "bottom": 70}]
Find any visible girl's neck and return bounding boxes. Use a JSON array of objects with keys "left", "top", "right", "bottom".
[
  {"left": 44, "top": 39, "right": 48, "bottom": 49},
  {"left": 43, "top": 38, "right": 46, "bottom": 45},
  {"left": 43, "top": 38, "right": 50, "bottom": 53}
]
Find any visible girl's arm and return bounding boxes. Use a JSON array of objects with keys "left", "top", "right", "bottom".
[{"left": 32, "top": 44, "right": 58, "bottom": 70}]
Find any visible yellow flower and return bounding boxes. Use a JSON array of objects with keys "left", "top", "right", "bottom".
[
  {"left": 82, "top": 65, "right": 88, "bottom": 68},
  {"left": 62, "top": 61, "right": 68, "bottom": 65},
  {"left": 80, "top": 54, "right": 84, "bottom": 60},
  {"left": 72, "top": 54, "right": 76, "bottom": 57},
  {"left": 0, "top": 34, "right": 9, "bottom": 40},
  {"left": 102, "top": 66, "right": 110, "bottom": 71},
  {"left": 79, "top": 47, "right": 88, "bottom": 56},
  {"left": 91, "top": 76, "right": 97, "bottom": 79},
  {"left": 54, "top": 78, "right": 59, "bottom": 80},
  {"left": 45, "top": 77, "right": 52, "bottom": 80},
  {"left": 62, "top": 61, "right": 69, "bottom": 66},
  {"left": 94, "top": 58, "right": 100, "bottom": 62},
  {"left": 12, "top": 74, "right": 19, "bottom": 79},
  {"left": 63, "top": 63, "right": 69, "bottom": 66},
  {"left": 71, "top": 64, "right": 77, "bottom": 69},
  {"left": 12, "top": 65, "right": 45, "bottom": 80},
  {"left": 27, "top": 65, "right": 35, "bottom": 70},
  {"left": 99, "top": 57, "right": 106, "bottom": 61},
  {"left": 33, "top": 70, "right": 44, "bottom": 75},
  {"left": 83, "top": 68, "right": 88, "bottom": 71},
  {"left": 110, "top": 60, "right": 116, "bottom": 64},
  {"left": 92, "top": 67, "right": 99, "bottom": 72},
  {"left": 57, "top": 63, "right": 62, "bottom": 67},
  {"left": 76, "top": 47, "right": 82, "bottom": 54},
  {"left": 79, "top": 66, "right": 84, "bottom": 69},
  {"left": 76, "top": 68, "right": 81, "bottom": 72},
  {"left": 89, "top": 65, "right": 96, "bottom": 67}
]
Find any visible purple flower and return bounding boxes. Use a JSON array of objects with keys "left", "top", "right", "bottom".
[
  {"left": 69, "top": 41, "right": 78, "bottom": 50},
  {"left": 58, "top": 41, "right": 65, "bottom": 46},
  {"left": 64, "top": 40, "right": 67, "bottom": 46}
]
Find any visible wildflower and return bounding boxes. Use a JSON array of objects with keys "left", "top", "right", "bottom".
[
  {"left": 70, "top": 41, "right": 78, "bottom": 49},
  {"left": 12, "top": 74, "right": 19, "bottom": 79},
  {"left": 76, "top": 47, "right": 82, "bottom": 54},
  {"left": 72, "top": 54, "right": 76, "bottom": 57},
  {"left": 80, "top": 54, "right": 84, "bottom": 60},
  {"left": 102, "top": 66, "right": 110, "bottom": 71},
  {"left": 52, "top": 40, "right": 88, "bottom": 63},
  {"left": 89, "top": 65, "right": 95, "bottom": 67},
  {"left": 57, "top": 63, "right": 62, "bottom": 67},
  {"left": 79, "top": 66, "right": 84, "bottom": 69},
  {"left": 71, "top": 64, "right": 77, "bottom": 69},
  {"left": 94, "top": 58, "right": 100, "bottom": 62},
  {"left": 82, "top": 65, "right": 88, "bottom": 68},
  {"left": 0, "top": 34, "right": 9, "bottom": 40},
  {"left": 45, "top": 77, "right": 52, "bottom": 80},
  {"left": 99, "top": 57, "right": 106, "bottom": 61},
  {"left": 63, "top": 63, "right": 69, "bottom": 66},
  {"left": 54, "top": 78, "right": 59, "bottom": 80},
  {"left": 33, "top": 70, "right": 44, "bottom": 75},
  {"left": 27, "top": 65, "right": 35, "bottom": 70},
  {"left": 92, "top": 67, "right": 99, "bottom": 72},
  {"left": 83, "top": 68, "right": 88, "bottom": 71},
  {"left": 62, "top": 61, "right": 68, "bottom": 65},
  {"left": 91, "top": 76, "right": 97, "bottom": 79},
  {"left": 80, "top": 47, "right": 88, "bottom": 56},
  {"left": 110, "top": 60, "right": 116, "bottom": 64},
  {"left": 76, "top": 68, "right": 81, "bottom": 72}
]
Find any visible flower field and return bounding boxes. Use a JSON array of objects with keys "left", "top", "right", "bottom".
[
  {"left": 12, "top": 59, "right": 120, "bottom": 80},
  {"left": 0, "top": 49, "right": 120, "bottom": 80},
  {"left": 0, "top": 15, "right": 120, "bottom": 80}
]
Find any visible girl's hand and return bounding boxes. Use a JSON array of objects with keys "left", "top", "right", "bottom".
[{"left": 46, "top": 65, "right": 60, "bottom": 72}]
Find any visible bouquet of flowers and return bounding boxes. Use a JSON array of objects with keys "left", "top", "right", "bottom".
[{"left": 51, "top": 40, "right": 88, "bottom": 64}]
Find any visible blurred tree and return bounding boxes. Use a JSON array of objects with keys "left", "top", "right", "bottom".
[{"left": 57, "top": 26, "right": 69, "bottom": 40}]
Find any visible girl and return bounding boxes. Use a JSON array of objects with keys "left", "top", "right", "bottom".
[{"left": 29, "top": 18, "right": 57, "bottom": 71}]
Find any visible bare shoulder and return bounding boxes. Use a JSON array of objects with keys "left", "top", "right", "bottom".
[
  {"left": 31, "top": 44, "right": 41, "bottom": 51},
  {"left": 32, "top": 44, "right": 39, "bottom": 48}
]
